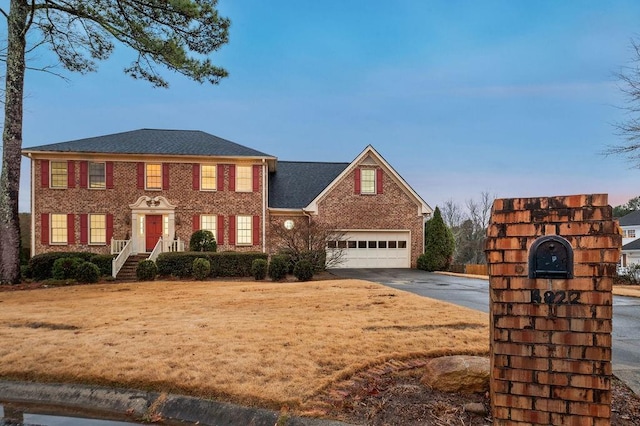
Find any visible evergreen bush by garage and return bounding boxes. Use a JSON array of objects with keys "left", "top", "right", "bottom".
[
  {"left": 192, "top": 257, "right": 211, "bottom": 280},
  {"left": 419, "top": 207, "right": 455, "bottom": 272},
  {"left": 136, "top": 260, "right": 158, "bottom": 281},
  {"left": 251, "top": 258, "right": 267, "bottom": 280},
  {"left": 268, "top": 255, "right": 288, "bottom": 281},
  {"left": 293, "top": 259, "right": 314, "bottom": 281}
]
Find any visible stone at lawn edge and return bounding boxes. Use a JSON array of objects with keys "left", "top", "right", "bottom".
[{"left": 420, "top": 356, "right": 489, "bottom": 393}]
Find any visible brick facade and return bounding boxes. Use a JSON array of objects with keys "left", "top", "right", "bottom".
[
  {"left": 485, "top": 194, "right": 620, "bottom": 426},
  {"left": 33, "top": 157, "right": 264, "bottom": 255}
]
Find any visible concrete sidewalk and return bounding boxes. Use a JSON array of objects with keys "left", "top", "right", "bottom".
[{"left": 0, "top": 380, "right": 350, "bottom": 426}]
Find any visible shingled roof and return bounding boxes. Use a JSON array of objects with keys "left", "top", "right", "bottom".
[
  {"left": 619, "top": 210, "right": 640, "bottom": 226},
  {"left": 269, "top": 161, "right": 349, "bottom": 209},
  {"left": 623, "top": 238, "right": 640, "bottom": 251},
  {"left": 24, "top": 129, "right": 274, "bottom": 158}
]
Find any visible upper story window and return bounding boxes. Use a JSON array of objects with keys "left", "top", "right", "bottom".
[
  {"left": 201, "top": 165, "right": 217, "bottom": 190},
  {"left": 237, "top": 215, "right": 252, "bottom": 245},
  {"left": 89, "top": 214, "right": 106, "bottom": 244},
  {"left": 146, "top": 164, "right": 162, "bottom": 190},
  {"left": 624, "top": 229, "right": 637, "bottom": 239},
  {"left": 360, "top": 169, "right": 376, "bottom": 194},
  {"left": 50, "top": 161, "right": 68, "bottom": 189},
  {"left": 50, "top": 214, "right": 68, "bottom": 244},
  {"left": 89, "top": 162, "right": 106, "bottom": 189},
  {"left": 236, "top": 166, "right": 252, "bottom": 192}
]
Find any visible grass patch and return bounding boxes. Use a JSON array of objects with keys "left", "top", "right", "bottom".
[{"left": 0, "top": 279, "right": 488, "bottom": 411}]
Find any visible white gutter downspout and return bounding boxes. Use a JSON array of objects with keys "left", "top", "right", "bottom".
[
  {"left": 262, "top": 159, "right": 267, "bottom": 253},
  {"left": 302, "top": 209, "right": 312, "bottom": 251},
  {"left": 30, "top": 154, "right": 35, "bottom": 257}
]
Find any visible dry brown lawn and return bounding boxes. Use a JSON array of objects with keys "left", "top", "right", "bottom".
[
  {"left": 0, "top": 279, "right": 488, "bottom": 410},
  {"left": 613, "top": 285, "right": 640, "bottom": 298}
]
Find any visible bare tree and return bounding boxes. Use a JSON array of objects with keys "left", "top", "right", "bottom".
[
  {"left": 0, "top": 0, "right": 230, "bottom": 283},
  {"left": 269, "top": 218, "right": 347, "bottom": 270},
  {"left": 607, "top": 39, "right": 640, "bottom": 166},
  {"left": 440, "top": 198, "right": 464, "bottom": 229}
]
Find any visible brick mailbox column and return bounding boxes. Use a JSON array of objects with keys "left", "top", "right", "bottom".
[{"left": 485, "top": 194, "right": 621, "bottom": 426}]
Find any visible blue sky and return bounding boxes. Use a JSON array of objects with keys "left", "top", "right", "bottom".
[{"left": 8, "top": 0, "right": 640, "bottom": 212}]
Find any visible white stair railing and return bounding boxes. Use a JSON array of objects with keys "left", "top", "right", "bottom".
[
  {"left": 164, "top": 237, "right": 185, "bottom": 253},
  {"left": 112, "top": 239, "right": 133, "bottom": 278},
  {"left": 148, "top": 237, "right": 164, "bottom": 262},
  {"left": 111, "top": 239, "right": 129, "bottom": 254}
]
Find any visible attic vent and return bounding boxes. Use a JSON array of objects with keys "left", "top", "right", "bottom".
[{"left": 361, "top": 155, "right": 377, "bottom": 166}]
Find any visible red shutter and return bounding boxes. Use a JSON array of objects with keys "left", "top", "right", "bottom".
[
  {"left": 41, "top": 213, "right": 49, "bottom": 245},
  {"left": 137, "top": 163, "right": 145, "bottom": 189},
  {"left": 253, "top": 215, "right": 260, "bottom": 246},
  {"left": 80, "top": 161, "right": 88, "bottom": 188},
  {"left": 376, "top": 168, "right": 383, "bottom": 194},
  {"left": 217, "top": 215, "right": 225, "bottom": 244},
  {"left": 80, "top": 214, "right": 88, "bottom": 245},
  {"left": 41, "top": 160, "right": 49, "bottom": 188},
  {"left": 354, "top": 168, "right": 361, "bottom": 194},
  {"left": 217, "top": 164, "right": 225, "bottom": 191},
  {"left": 67, "top": 214, "right": 75, "bottom": 244},
  {"left": 252, "top": 165, "right": 260, "bottom": 192},
  {"left": 193, "top": 214, "right": 200, "bottom": 233},
  {"left": 67, "top": 161, "right": 75, "bottom": 188},
  {"left": 192, "top": 164, "right": 200, "bottom": 190},
  {"left": 106, "top": 162, "right": 114, "bottom": 189},
  {"left": 106, "top": 214, "right": 114, "bottom": 244},
  {"left": 228, "top": 215, "right": 236, "bottom": 245},
  {"left": 162, "top": 163, "right": 170, "bottom": 190},
  {"left": 228, "top": 165, "right": 236, "bottom": 191}
]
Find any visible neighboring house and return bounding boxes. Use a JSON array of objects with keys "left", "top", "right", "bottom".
[
  {"left": 23, "top": 129, "right": 432, "bottom": 275},
  {"left": 620, "top": 210, "right": 640, "bottom": 273}
]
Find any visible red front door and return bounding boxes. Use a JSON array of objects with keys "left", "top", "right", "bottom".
[{"left": 145, "top": 215, "right": 163, "bottom": 251}]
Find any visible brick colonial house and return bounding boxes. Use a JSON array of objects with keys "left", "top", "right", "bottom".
[{"left": 23, "top": 129, "right": 432, "bottom": 275}]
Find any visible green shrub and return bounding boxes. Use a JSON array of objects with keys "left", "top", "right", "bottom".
[
  {"left": 189, "top": 230, "right": 217, "bottom": 252},
  {"left": 52, "top": 257, "right": 82, "bottom": 280},
  {"left": 136, "top": 260, "right": 158, "bottom": 281},
  {"left": 29, "top": 252, "right": 94, "bottom": 281},
  {"left": 268, "top": 255, "right": 288, "bottom": 281},
  {"left": 89, "top": 254, "right": 115, "bottom": 276},
  {"left": 156, "top": 251, "right": 268, "bottom": 278},
  {"left": 76, "top": 261, "right": 100, "bottom": 283},
  {"left": 251, "top": 258, "right": 268, "bottom": 280},
  {"left": 293, "top": 259, "right": 314, "bottom": 281},
  {"left": 420, "top": 207, "right": 455, "bottom": 272},
  {"left": 21, "top": 264, "right": 32, "bottom": 279},
  {"left": 192, "top": 258, "right": 211, "bottom": 280}
]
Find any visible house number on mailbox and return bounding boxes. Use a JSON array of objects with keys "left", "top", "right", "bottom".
[{"left": 528, "top": 235, "right": 580, "bottom": 304}]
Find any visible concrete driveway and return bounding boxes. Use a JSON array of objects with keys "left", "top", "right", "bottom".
[{"left": 330, "top": 268, "right": 640, "bottom": 395}]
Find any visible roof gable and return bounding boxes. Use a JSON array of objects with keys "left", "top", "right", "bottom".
[
  {"left": 269, "top": 161, "right": 349, "bottom": 209},
  {"left": 23, "top": 129, "right": 274, "bottom": 158},
  {"left": 305, "top": 145, "right": 432, "bottom": 215}
]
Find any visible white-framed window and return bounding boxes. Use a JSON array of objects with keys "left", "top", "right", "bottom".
[
  {"left": 89, "top": 214, "right": 106, "bottom": 244},
  {"left": 236, "top": 166, "right": 252, "bottom": 192},
  {"left": 201, "top": 165, "right": 217, "bottom": 190},
  {"left": 146, "top": 163, "right": 162, "bottom": 190},
  {"left": 624, "top": 229, "right": 637, "bottom": 238},
  {"left": 360, "top": 169, "right": 375, "bottom": 194},
  {"left": 201, "top": 214, "right": 217, "bottom": 236},
  {"left": 50, "top": 161, "right": 68, "bottom": 189},
  {"left": 163, "top": 216, "right": 169, "bottom": 237},
  {"left": 51, "top": 214, "right": 68, "bottom": 244},
  {"left": 237, "top": 215, "right": 252, "bottom": 245},
  {"left": 89, "top": 162, "right": 106, "bottom": 189}
]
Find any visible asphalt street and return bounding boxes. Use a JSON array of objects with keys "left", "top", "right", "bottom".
[{"left": 330, "top": 268, "right": 640, "bottom": 395}]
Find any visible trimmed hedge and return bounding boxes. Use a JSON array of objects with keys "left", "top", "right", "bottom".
[
  {"left": 268, "top": 255, "right": 288, "bottom": 281},
  {"left": 52, "top": 257, "right": 82, "bottom": 280},
  {"left": 77, "top": 261, "right": 100, "bottom": 283},
  {"left": 293, "top": 259, "right": 314, "bottom": 282},
  {"left": 28, "top": 251, "right": 114, "bottom": 281},
  {"left": 29, "top": 252, "right": 95, "bottom": 281},
  {"left": 192, "top": 258, "right": 211, "bottom": 280},
  {"left": 251, "top": 258, "right": 268, "bottom": 280},
  {"left": 156, "top": 251, "right": 268, "bottom": 279},
  {"left": 136, "top": 260, "right": 158, "bottom": 281}
]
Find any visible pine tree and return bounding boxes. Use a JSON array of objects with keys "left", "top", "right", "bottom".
[{"left": 419, "top": 207, "right": 455, "bottom": 271}]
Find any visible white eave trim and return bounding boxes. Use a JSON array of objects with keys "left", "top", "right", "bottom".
[{"left": 305, "top": 145, "right": 433, "bottom": 216}]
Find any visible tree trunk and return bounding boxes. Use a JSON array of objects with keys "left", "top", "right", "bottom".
[{"left": 0, "top": 0, "right": 29, "bottom": 284}]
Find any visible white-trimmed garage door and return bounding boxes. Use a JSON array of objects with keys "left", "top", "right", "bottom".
[{"left": 329, "top": 231, "right": 411, "bottom": 268}]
